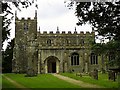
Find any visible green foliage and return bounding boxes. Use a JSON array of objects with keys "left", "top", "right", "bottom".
[
  {"left": 92, "top": 40, "right": 120, "bottom": 67},
  {"left": 66, "top": 1, "right": 120, "bottom": 68},
  {"left": 2, "top": 39, "right": 14, "bottom": 73},
  {"left": 2, "top": 0, "right": 37, "bottom": 13},
  {"left": 73, "top": 1, "right": 120, "bottom": 41},
  {"left": 3, "top": 74, "right": 81, "bottom": 88},
  {"left": 2, "top": 0, "right": 37, "bottom": 73},
  {"left": 2, "top": 16, "right": 11, "bottom": 44},
  {"left": 92, "top": 43, "right": 105, "bottom": 54},
  {"left": 2, "top": 0, "right": 37, "bottom": 46},
  {"left": 60, "top": 73, "right": 118, "bottom": 88}
]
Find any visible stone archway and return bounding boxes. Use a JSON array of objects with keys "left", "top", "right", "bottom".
[
  {"left": 44, "top": 56, "right": 60, "bottom": 73},
  {"left": 48, "top": 59, "right": 56, "bottom": 73}
]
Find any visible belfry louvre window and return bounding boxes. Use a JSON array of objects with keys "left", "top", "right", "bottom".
[
  {"left": 71, "top": 53, "right": 79, "bottom": 65},
  {"left": 90, "top": 53, "right": 98, "bottom": 64},
  {"left": 47, "top": 39, "right": 52, "bottom": 46},
  {"left": 24, "top": 22, "right": 28, "bottom": 32}
]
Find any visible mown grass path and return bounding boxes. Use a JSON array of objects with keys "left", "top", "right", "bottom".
[
  {"left": 60, "top": 73, "right": 118, "bottom": 88},
  {"left": 2, "top": 73, "right": 81, "bottom": 88},
  {"left": 3, "top": 75, "right": 30, "bottom": 90},
  {"left": 52, "top": 73, "right": 103, "bottom": 88}
]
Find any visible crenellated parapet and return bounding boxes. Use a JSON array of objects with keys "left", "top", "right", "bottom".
[
  {"left": 15, "top": 10, "right": 37, "bottom": 21},
  {"left": 13, "top": 10, "right": 99, "bottom": 75},
  {"left": 16, "top": 17, "right": 36, "bottom": 21},
  {"left": 38, "top": 30, "right": 95, "bottom": 36},
  {"left": 37, "top": 30, "right": 95, "bottom": 49}
]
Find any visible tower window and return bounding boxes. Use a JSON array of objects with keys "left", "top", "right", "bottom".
[
  {"left": 65, "top": 39, "right": 69, "bottom": 45},
  {"left": 81, "top": 39, "right": 84, "bottom": 45},
  {"left": 71, "top": 52, "right": 79, "bottom": 65},
  {"left": 90, "top": 53, "right": 98, "bottom": 65},
  {"left": 24, "top": 22, "right": 28, "bottom": 32},
  {"left": 47, "top": 39, "right": 52, "bottom": 46}
]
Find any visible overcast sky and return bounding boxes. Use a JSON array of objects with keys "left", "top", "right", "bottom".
[
  {"left": 14, "top": 0, "right": 92, "bottom": 34},
  {"left": 3, "top": 0, "right": 93, "bottom": 49}
]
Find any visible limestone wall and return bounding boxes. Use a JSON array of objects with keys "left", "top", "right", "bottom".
[{"left": 13, "top": 14, "right": 104, "bottom": 74}]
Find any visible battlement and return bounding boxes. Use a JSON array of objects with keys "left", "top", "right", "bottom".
[
  {"left": 15, "top": 10, "right": 37, "bottom": 21},
  {"left": 43, "top": 31, "right": 47, "bottom": 34},
  {"left": 62, "top": 31, "right": 66, "bottom": 34},
  {"left": 39, "top": 31, "right": 95, "bottom": 35},
  {"left": 68, "top": 31, "right": 72, "bottom": 34},
  {"left": 16, "top": 17, "right": 36, "bottom": 21},
  {"left": 50, "top": 31, "right": 53, "bottom": 34}
]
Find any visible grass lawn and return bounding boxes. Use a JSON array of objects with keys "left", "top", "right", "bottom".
[
  {"left": 0, "top": 74, "right": 2, "bottom": 89},
  {"left": 2, "top": 73, "right": 81, "bottom": 88},
  {"left": 60, "top": 73, "right": 118, "bottom": 88},
  {"left": 2, "top": 76, "right": 17, "bottom": 88}
]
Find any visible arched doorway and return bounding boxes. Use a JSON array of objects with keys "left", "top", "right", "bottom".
[
  {"left": 45, "top": 56, "right": 60, "bottom": 73},
  {"left": 48, "top": 59, "right": 56, "bottom": 73}
]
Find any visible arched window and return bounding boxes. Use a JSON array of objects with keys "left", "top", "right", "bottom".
[
  {"left": 71, "top": 52, "right": 79, "bottom": 65},
  {"left": 81, "top": 39, "right": 84, "bottom": 46},
  {"left": 90, "top": 53, "right": 98, "bottom": 64},
  {"left": 65, "top": 39, "right": 69, "bottom": 45},
  {"left": 47, "top": 39, "right": 52, "bottom": 46}
]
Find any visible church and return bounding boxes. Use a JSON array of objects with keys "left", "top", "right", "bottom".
[{"left": 12, "top": 11, "right": 107, "bottom": 75}]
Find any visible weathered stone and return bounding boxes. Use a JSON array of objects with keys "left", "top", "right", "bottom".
[
  {"left": 89, "top": 69, "right": 98, "bottom": 80},
  {"left": 108, "top": 70, "right": 116, "bottom": 81},
  {"left": 12, "top": 11, "right": 110, "bottom": 75},
  {"left": 76, "top": 73, "right": 82, "bottom": 77},
  {"left": 93, "top": 69, "right": 98, "bottom": 80}
]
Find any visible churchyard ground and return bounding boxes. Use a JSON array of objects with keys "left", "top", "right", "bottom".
[
  {"left": 60, "top": 72, "right": 118, "bottom": 88},
  {"left": 2, "top": 72, "right": 119, "bottom": 89},
  {"left": 2, "top": 73, "right": 81, "bottom": 88}
]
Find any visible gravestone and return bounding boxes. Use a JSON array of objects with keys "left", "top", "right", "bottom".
[
  {"left": 89, "top": 69, "right": 98, "bottom": 80},
  {"left": 108, "top": 71, "right": 112, "bottom": 80},
  {"left": 93, "top": 69, "right": 98, "bottom": 80},
  {"left": 108, "top": 70, "right": 116, "bottom": 81}
]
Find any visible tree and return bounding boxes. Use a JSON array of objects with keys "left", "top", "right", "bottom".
[
  {"left": 2, "top": 0, "right": 38, "bottom": 47},
  {"left": 66, "top": 1, "right": 120, "bottom": 86},
  {"left": 65, "top": 1, "right": 120, "bottom": 40},
  {"left": 2, "top": 16, "right": 11, "bottom": 46},
  {"left": 1, "top": 0, "right": 37, "bottom": 74},
  {"left": 2, "top": 39, "right": 14, "bottom": 73},
  {"left": 66, "top": 1, "right": 120, "bottom": 66}
]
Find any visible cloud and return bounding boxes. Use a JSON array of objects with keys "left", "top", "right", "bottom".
[
  {"left": 11, "top": 0, "right": 92, "bottom": 35},
  {"left": 11, "top": 0, "right": 92, "bottom": 34},
  {"left": 3, "top": 0, "right": 92, "bottom": 50},
  {"left": 38, "top": 0, "right": 70, "bottom": 19}
]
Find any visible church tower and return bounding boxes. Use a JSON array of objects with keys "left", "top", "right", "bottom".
[
  {"left": 12, "top": 11, "right": 38, "bottom": 75},
  {"left": 13, "top": 10, "right": 102, "bottom": 75}
]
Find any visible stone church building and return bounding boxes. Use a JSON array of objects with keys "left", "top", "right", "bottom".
[{"left": 12, "top": 11, "right": 106, "bottom": 74}]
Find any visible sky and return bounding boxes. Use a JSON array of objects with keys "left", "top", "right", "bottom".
[
  {"left": 13, "top": 0, "right": 92, "bottom": 35},
  {"left": 3, "top": 0, "right": 94, "bottom": 49}
]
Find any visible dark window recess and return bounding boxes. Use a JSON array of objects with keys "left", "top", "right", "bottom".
[
  {"left": 66, "top": 39, "right": 69, "bottom": 45},
  {"left": 108, "top": 53, "right": 115, "bottom": 66},
  {"left": 71, "top": 56, "right": 73, "bottom": 65},
  {"left": 81, "top": 39, "right": 84, "bottom": 45},
  {"left": 71, "top": 52, "right": 79, "bottom": 65},
  {"left": 90, "top": 53, "right": 98, "bottom": 65},
  {"left": 47, "top": 39, "right": 52, "bottom": 46},
  {"left": 24, "top": 23, "right": 28, "bottom": 32}
]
